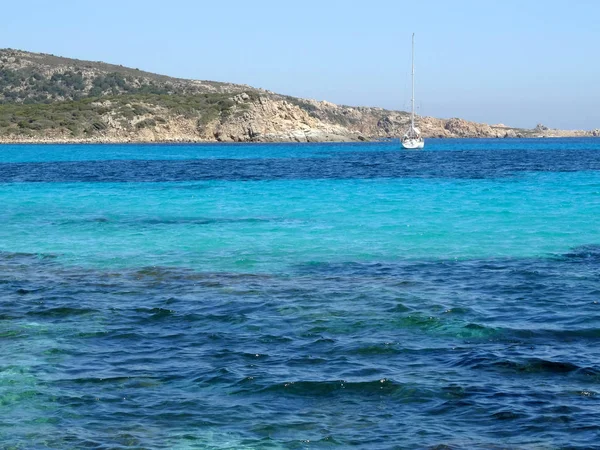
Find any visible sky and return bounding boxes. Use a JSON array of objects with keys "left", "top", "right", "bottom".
[{"left": 1, "top": 0, "right": 599, "bottom": 129}]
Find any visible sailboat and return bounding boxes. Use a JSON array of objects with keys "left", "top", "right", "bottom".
[{"left": 401, "top": 33, "right": 425, "bottom": 149}]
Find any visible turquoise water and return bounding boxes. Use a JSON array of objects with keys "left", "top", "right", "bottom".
[
  {"left": 1, "top": 174, "right": 600, "bottom": 271},
  {"left": 1, "top": 139, "right": 600, "bottom": 448}
]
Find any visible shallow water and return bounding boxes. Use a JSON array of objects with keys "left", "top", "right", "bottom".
[{"left": 1, "top": 139, "right": 600, "bottom": 449}]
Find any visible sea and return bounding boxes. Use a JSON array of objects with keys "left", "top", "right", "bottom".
[{"left": 1, "top": 138, "right": 600, "bottom": 449}]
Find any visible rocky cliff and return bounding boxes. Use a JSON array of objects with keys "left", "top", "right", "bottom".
[{"left": 0, "top": 49, "right": 597, "bottom": 143}]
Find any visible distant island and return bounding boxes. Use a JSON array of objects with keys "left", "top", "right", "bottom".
[{"left": 0, "top": 49, "right": 598, "bottom": 144}]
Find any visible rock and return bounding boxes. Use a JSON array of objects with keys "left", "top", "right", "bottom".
[{"left": 377, "top": 116, "right": 395, "bottom": 133}]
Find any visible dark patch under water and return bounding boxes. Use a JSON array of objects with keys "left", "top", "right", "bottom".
[
  {"left": 1, "top": 247, "right": 600, "bottom": 448},
  {"left": 3, "top": 147, "right": 600, "bottom": 182}
]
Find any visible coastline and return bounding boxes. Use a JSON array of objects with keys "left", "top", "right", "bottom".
[
  {"left": 1, "top": 49, "right": 598, "bottom": 146},
  {"left": 0, "top": 134, "right": 597, "bottom": 145}
]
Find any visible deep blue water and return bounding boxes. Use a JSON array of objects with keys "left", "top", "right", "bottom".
[{"left": 1, "top": 138, "right": 600, "bottom": 449}]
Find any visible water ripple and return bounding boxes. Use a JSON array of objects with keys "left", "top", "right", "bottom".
[
  {"left": 1, "top": 246, "right": 600, "bottom": 447},
  {"left": 3, "top": 147, "right": 600, "bottom": 182}
]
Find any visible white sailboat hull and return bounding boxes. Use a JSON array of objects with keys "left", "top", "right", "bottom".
[{"left": 401, "top": 138, "right": 425, "bottom": 149}]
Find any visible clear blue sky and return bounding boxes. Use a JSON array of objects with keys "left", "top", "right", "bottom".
[{"left": 1, "top": 0, "right": 598, "bottom": 129}]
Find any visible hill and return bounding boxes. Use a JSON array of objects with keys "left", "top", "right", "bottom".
[{"left": 0, "top": 49, "right": 597, "bottom": 143}]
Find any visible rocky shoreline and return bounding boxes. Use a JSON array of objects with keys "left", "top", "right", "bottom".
[
  {"left": 1, "top": 93, "right": 596, "bottom": 145},
  {"left": 0, "top": 130, "right": 597, "bottom": 145},
  {"left": 0, "top": 113, "right": 597, "bottom": 145}
]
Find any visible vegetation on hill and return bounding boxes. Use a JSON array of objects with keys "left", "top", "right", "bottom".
[
  {"left": 0, "top": 92, "right": 259, "bottom": 138},
  {"left": 0, "top": 67, "right": 174, "bottom": 103},
  {"left": 0, "top": 48, "right": 267, "bottom": 140},
  {"left": 0, "top": 48, "right": 252, "bottom": 105}
]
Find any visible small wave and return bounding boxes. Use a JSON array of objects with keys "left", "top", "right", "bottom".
[
  {"left": 576, "top": 366, "right": 600, "bottom": 378},
  {"left": 26, "top": 306, "right": 96, "bottom": 318},
  {"left": 0, "top": 251, "right": 57, "bottom": 263},
  {"left": 488, "top": 358, "right": 589, "bottom": 375},
  {"left": 134, "top": 307, "right": 176, "bottom": 320},
  {"left": 54, "top": 376, "right": 160, "bottom": 387},
  {"left": 0, "top": 329, "right": 26, "bottom": 339},
  {"left": 387, "top": 303, "right": 413, "bottom": 313},
  {"left": 133, "top": 266, "right": 181, "bottom": 280},
  {"left": 352, "top": 344, "right": 403, "bottom": 356},
  {"left": 561, "top": 244, "right": 600, "bottom": 262},
  {"left": 491, "top": 410, "right": 526, "bottom": 421},
  {"left": 394, "top": 315, "right": 499, "bottom": 339},
  {"left": 53, "top": 216, "right": 286, "bottom": 227},
  {"left": 127, "top": 266, "right": 276, "bottom": 285},
  {"left": 452, "top": 353, "right": 600, "bottom": 380},
  {"left": 15, "top": 288, "right": 44, "bottom": 295},
  {"left": 52, "top": 217, "right": 106, "bottom": 225},
  {"left": 575, "top": 390, "right": 598, "bottom": 397},
  {"left": 258, "top": 378, "right": 404, "bottom": 397},
  {"left": 503, "top": 327, "right": 600, "bottom": 341}
]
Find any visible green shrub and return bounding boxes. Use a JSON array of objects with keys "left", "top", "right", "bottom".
[{"left": 135, "top": 118, "right": 156, "bottom": 129}]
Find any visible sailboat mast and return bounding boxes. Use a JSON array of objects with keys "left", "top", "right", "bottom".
[
  {"left": 411, "top": 32, "right": 415, "bottom": 131},
  {"left": 401, "top": 32, "right": 424, "bottom": 149}
]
